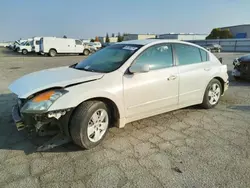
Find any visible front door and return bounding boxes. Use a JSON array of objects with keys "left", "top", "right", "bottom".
[
  {"left": 123, "top": 43, "right": 179, "bottom": 118},
  {"left": 75, "top": 40, "right": 83, "bottom": 53}
]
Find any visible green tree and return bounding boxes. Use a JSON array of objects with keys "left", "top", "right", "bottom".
[
  {"left": 111, "top": 33, "right": 115, "bottom": 37},
  {"left": 106, "top": 33, "right": 110, "bottom": 43},
  {"left": 221, "top": 29, "right": 233, "bottom": 39},
  {"left": 117, "top": 32, "right": 123, "bottom": 42},
  {"left": 90, "top": 39, "right": 95, "bottom": 42},
  {"left": 206, "top": 28, "right": 233, "bottom": 39}
]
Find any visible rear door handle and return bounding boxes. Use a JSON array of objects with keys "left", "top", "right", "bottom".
[
  {"left": 167, "top": 75, "right": 177, "bottom": 81},
  {"left": 204, "top": 68, "right": 211, "bottom": 71}
]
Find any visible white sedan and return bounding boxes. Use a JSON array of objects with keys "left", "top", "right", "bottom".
[{"left": 9, "top": 39, "right": 229, "bottom": 151}]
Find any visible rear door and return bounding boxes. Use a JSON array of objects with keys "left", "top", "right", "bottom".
[{"left": 173, "top": 43, "right": 211, "bottom": 105}]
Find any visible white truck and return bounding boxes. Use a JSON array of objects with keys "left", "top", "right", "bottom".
[
  {"left": 16, "top": 37, "right": 41, "bottom": 55},
  {"left": 39, "top": 37, "right": 91, "bottom": 57},
  {"left": 16, "top": 41, "right": 33, "bottom": 55},
  {"left": 12, "top": 39, "right": 29, "bottom": 51}
]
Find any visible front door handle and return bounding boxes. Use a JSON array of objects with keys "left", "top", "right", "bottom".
[{"left": 167, "top": 75, "right": 177, "bottom": 81}]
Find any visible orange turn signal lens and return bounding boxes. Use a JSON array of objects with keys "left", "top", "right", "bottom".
[{"left": 32, "top": 91, "right": 55, "bottom": 102}]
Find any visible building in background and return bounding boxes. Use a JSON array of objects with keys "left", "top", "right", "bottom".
[
  {"left": 219, "top": 24, "right": 250, "bottom": 38},
  {"left": 158, "top": 33, "right": 208, "bottom": 40},
  {"left": 98, "top": 37, "right": 118, "bottom": 44},
  {"left": 123, "top": 34, "right": 156, "bottom": 41}
]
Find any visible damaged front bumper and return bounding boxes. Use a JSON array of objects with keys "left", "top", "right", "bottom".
[
  {"left": 12, "top": 104, "right": 73, "bottom": 151},
  {"left": 232, "top": 69, "right": 241, "bottom": 77}
]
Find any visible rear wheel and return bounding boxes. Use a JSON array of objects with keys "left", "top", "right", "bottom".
[
  {"left": 83, "top": 49, "right": 90, "bottom": 56},
  {"left": 70, "top": 101, "right": 110, "bottom": 149},
  {"left": 49, "top": 49, "right": 57, "bottom": 57},
  {"left": 201, "top": 79, "right": 222, "bottom": 109},
  {"left": 22, "top": 49, "right": 28, "bottom": 55}
]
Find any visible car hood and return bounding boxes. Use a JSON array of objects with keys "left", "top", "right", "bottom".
[
  {"left": 9, "top": 66, "right": 104, "bottom": 98},
  {"left": 238, "top": 54, "right": 250, "bottom": 62}
]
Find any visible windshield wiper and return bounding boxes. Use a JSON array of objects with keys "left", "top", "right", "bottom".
[
  {"left": 75, "top": 66, "right": 97, "bottom": 72},
  {"left": 69, "top": 63, "right": 78, "bottom": 68}
]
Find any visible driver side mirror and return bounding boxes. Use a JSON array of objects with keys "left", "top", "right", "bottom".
[{"left": 129, "top": 64, "right": 150, "bottom": 73}]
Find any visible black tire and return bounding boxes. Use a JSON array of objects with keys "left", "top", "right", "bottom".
[
  {"left": 49, "top": 49, "right": 57, "bottom": 57},
  {"left": 83, "top": 49, "right": 90, "bottom": 56},
  {"left": 201, "top": 79, "right": 222, "bottom": 109},
  {"left": 70, "top": 101, "right": 110, "bottom": 149},
  {"left": 22, "top": 49, "right": 28, "bottom": 55},
  {"left": 234, "top": 76, "right": 241, "bottom": 81}
]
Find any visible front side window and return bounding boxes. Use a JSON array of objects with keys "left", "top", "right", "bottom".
[
  {"left": 74, "top": 44, "right": 142, "bottom": 73},
  {"left": 75, "top": 40, "right": 82, "bottom": 45},
  {"left": 174, "top": 44, "right": 202, "bottom": 65},
  {"left": 35, "top": 40, "right": 40, "bottom": 45},
  {"left": 134, "top": 44, "right": 173, "bottom": 70}
]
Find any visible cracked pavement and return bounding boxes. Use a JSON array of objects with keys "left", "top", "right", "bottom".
[{"left": 0, "top": 48, "right": 250, "bottom": 188}]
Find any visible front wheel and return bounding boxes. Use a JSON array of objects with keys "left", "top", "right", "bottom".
[
  {"left": 83, "top": 49, "right": 90, "bottom": 56},
  {"left": 70, "top": 101, "right": 110, "bottom": 149},
  {"left": 201, "top": 79, "right": 222, "bottom": 109},
  {"left": 22, "top": 49, "right": 28, "bottom": 55}
]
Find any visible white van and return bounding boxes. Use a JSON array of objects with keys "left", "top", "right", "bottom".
[
  {"left": 31, "top": 37, "right": 41, "bottom": 53},
  {"left": 40, "top": 37, "right": 90, "bottom": 57}
]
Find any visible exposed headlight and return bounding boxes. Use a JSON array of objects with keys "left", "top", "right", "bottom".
[{"left": 21, "top": 90, "right": 67, "bottom": 113}]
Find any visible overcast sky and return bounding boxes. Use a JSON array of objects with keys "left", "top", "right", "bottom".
[{"left": 0, "top": 0, "right": 250, "bottom": 41}]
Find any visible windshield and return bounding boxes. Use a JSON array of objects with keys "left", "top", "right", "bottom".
[{"left": 74, "top": 44, "right": 142, "bottom": 73}]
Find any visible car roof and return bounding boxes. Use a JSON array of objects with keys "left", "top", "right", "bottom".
[{"left": 119, "top": 39, "right": 196, "bottom": 46}]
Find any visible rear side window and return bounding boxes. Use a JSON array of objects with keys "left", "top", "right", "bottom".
[
  {"left": 35, "top": 40, "right": 40, "bottom": 45},
  {"left": 75, "top": 40, "right": 82, "bottom": 45},
  {"left": 174, "top": 44, "right": 202, "bottom": 65},
  {"left": 200, "top": 49, "right": 208, "bottom": 61}
]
